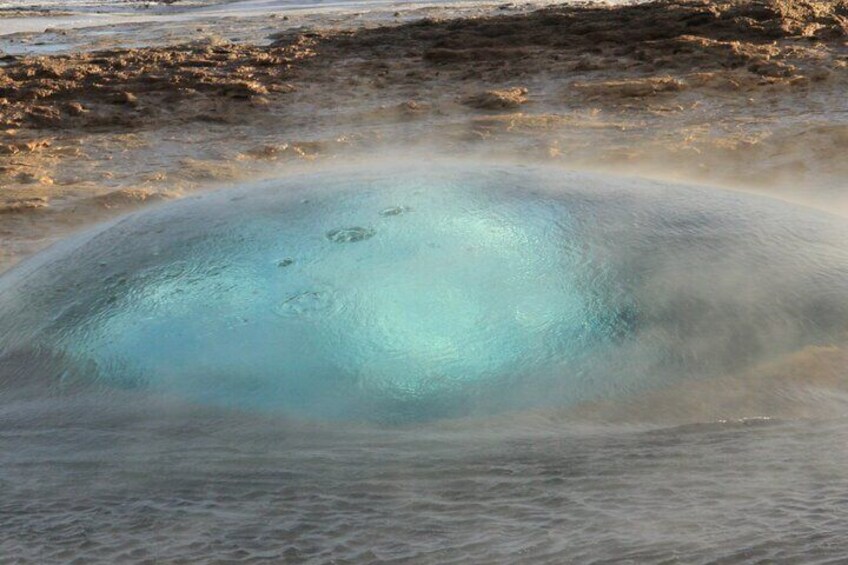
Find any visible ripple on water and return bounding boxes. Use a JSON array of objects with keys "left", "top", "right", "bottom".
[
  {"left": 326, "top": 226, "right": 376, "bottom": 243},
  {"left": 2, "top": 164, "right": 848, "bottom": 562},
  {"left": 0, "top": 164, "right": 847, "bottom": 423}
]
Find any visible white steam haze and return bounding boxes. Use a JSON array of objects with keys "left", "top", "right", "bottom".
[{"left": 3, "top": 0, "right": 848, "bottom": 562}]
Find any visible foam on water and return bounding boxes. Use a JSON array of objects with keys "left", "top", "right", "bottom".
[{"left": 1, "top": 163, "right": 848, "bottom": 423}]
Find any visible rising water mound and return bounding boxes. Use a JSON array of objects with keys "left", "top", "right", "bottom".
[{"left": 1, "top": 164, "right": 848, "bottom": 422}]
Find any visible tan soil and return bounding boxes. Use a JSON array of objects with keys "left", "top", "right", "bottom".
[
  {"left": 3, "top": 0, "right": 848, "bottom": 133},
  {"left": 2, "top": 0, "right": 848, "bottom": 272}
]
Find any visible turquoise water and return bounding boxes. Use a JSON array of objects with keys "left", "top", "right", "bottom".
[
  {"left": 63, "top": 172, "right": 610, "bottom": 420},
  {"left": 2, "top": 164, "right": 848, "bottom": 422}
]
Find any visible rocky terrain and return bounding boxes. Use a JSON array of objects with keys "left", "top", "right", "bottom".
[{"left": 2, "top": 0, "right": 848, "bottom": 269}]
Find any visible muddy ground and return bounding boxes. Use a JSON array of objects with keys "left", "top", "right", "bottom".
[{"left": 2, "top": 0, "right": 848, "bottom": 270}]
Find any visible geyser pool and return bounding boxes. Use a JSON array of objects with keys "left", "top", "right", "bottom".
[{"left": 2, "top": 164, "right": 848, "bottom": 421}]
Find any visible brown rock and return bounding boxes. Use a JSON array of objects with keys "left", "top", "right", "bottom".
[
  {"left": 110, "top": 91, "right": 139, "bottom": 106},
  {"left": 64, "top": 102, "right": 88, "bottom": 116},
  {"left": 572, "top": 77, "right": 687, "bottom": 98},
  {"left": 747, "top": 59, "right": 795, "bottom": 77},
  {"left": 399, "top": 100, "right": 429, "bottom": 114},
  {"left": 25, "top": 106, "right": 62, "bottom": 127},
  {"left": 0, "top": 140, "right": 50, "bottom": 154},
  {"left": 221, "top": 81, "right": 269, "bottom": 99},
  {"left": 0, "top": 196, "right": 49, "bottom": 213},
  {"left": 89, "top": 188, "right": 174, "bottom": 209},
  {"left": 463, "top": 87, "right": 528, "bottom": 110},
  {"left": 15, "top": 172, "right": 53, "bottom": 185}
]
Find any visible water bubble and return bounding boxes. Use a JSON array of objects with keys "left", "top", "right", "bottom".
[
  {"left": 380, "top": 206, "right": 411, "bottom": 217},
  {"left": 275, "top": 290, "right": 335, "bottom": 318},
  {"left": 326, "top": 226, "right": 376, "bottom": 243}
]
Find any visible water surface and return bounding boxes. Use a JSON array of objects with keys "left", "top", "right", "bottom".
[{"left": 2, "top": 164, "right": 848, "bottom": 562}]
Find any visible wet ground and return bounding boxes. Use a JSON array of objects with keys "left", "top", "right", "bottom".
[{"left": 3, "top": 0, "right": 848, "bottom": 272}]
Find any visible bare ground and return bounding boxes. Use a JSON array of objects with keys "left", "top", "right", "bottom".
[{"left": 2, "top": 0, "right": 848, "bottom": 270}]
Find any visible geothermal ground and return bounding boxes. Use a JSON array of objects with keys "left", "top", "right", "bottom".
[
  {"left": 3, "top": 0, "right": 848, "bottom": 272},
  {"left": 6, "top": 2, "right": 848, "bottom": 563}
]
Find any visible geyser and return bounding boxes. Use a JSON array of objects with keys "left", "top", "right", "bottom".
[{"left": 2, "top": 164, "right": 848, "bottom": 421}]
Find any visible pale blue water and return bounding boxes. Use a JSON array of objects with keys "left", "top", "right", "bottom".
[
  {"left": 3, "top": 163, "right": 848, "bottom": 421},
  {"left": 0, "top": 167, "right": 611, "bottom": 420},
  {"left": 94, "top": 173, "right": 601, "bottom": 419}
]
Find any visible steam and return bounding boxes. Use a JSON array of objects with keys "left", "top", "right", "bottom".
[{"left": 1, "top": 161, "right": 847, "bottom": 424}]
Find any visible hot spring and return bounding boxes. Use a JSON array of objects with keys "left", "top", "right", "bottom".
[
  {"left": 2, "top": 163, "right": 848, "bottom": 422},
  {"left": 6, "top": 163, "right": 848, "bottom": 563}
]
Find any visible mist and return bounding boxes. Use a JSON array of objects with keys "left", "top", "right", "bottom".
[{"left": 3, "top": 160, "right": 847, "bottom": 426}]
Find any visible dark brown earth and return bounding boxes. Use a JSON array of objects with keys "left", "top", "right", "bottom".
[{"left": 2, "top": 0, "right": 847, "bottom": 133}]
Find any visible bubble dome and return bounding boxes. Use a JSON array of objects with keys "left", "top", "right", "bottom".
[{"left": 2, "top": 164, "right": 848, "bottom": 422}]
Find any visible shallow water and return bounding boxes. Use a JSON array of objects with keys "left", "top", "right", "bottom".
[
  {"left": 2, "top": 164, "right": 848, "bottom": 562},
  {"left": 4, "top": 400, "right": 848, "bottom": 563}
]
